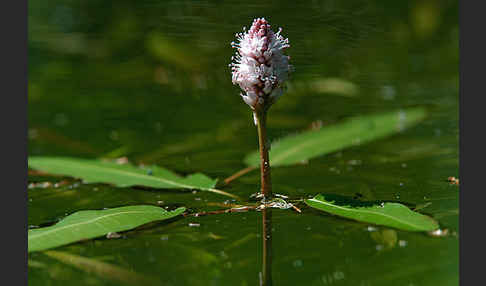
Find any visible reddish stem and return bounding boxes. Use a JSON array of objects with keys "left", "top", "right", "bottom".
[{"left": 255, "top": 110, "right": 272, "bottom": 199}]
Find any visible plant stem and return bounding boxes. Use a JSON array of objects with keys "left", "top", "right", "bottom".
[
  {"left": 222, "top": 166, "right": 257, "bottom": 185},
  {"left": 255, "top": 110, "right": 272, "bottom": 198},
  {"left": 261, "top": 207, "right": 272, "bottom": 286},
  {"left": 254, "top": 108, "right": 273, "bottom": 285}
]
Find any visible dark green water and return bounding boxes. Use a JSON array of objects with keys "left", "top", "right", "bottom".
[{"left": 28, "top": 0, "right": 459, "bottom": 285}]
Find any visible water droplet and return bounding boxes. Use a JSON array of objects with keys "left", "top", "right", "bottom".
[
  {"left": 219, "top": 251, "right": 228, "bottom": 259},
  {"left": 381, "top": 85, "right": 396, "bottom": 100},
  {"left": 116, "top": 157, "right": 129, "bottom": 164},
  {"left": 106, "top": 232, "right": 121, "bottom": 239},
  {"left": 333, "top": 271, "right": 345, "bottom": 280},
  {"left": 292, "top": 260, "right": 303, "bottom": 268},
  {"left": 28, "top": 129, "right": 38, "bottom": 139},
  {"left": 428, "top": 228, "right": 449, "bottom": 237},
  {"left": 53, "top": 113, "right": 69, "bottom": 126},
  {"left": 42, "top": 182, "right": 53, "bottom": 188},
  {"left": 348, "top": 159, "right": 362, "bottom": 166},
  {"left": 109, "top": 130, "right": 119, "bottom": 141},
  {"left": 397, "top": 110, "right": 407, "bottom": 132}
]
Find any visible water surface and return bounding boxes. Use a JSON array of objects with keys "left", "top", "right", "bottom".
[{"left": 28, "top": 1, "right": 459, "bottom": 285}]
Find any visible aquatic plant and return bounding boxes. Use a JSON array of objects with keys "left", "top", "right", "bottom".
[{"left": 230, "top": 17, "right": 292, "bottom": 199}]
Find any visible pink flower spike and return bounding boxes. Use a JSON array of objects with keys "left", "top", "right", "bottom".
[{"left": 230, "top": 18, "right": 292, "bottom": 110}]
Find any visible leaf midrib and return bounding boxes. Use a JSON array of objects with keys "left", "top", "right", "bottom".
[
  {"left": 250, "top": 109, "right": 424, "bottom": 166},
  {"left": 28, "top": 210, "right": 170, "bottom": 241},
  {"left": 307, "top": 198, "right": 432, "bottom": 230},
  {"left": 35, "top": 160, "right": 203, "bottom": 190},
  {"left": 271, "top": 118, "right": 393, "bottom": 165},
  {"left": 270, "top": 125, "right": 365, "bottom": 165}
]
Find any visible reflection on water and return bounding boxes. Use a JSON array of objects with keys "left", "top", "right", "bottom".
[
  {"left": 261, "top": 208, "right": 273, "bottom": 286},
  {"left": 29, "top": 0, "right": 458, "bottom": 285}
]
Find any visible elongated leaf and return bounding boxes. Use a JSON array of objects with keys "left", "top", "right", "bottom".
[
  {"left": 28, "top": 206, "right": 185, "bottom": 252},
  {"left": 244, "top": 108, "right": 427, "bottom": 167},
  {"left": 28, "top": 157, "right": 237, "bottom": 198},
  {"left": 305, "top": 194, "right": 439, "bottom": 232},
  {"left": 44, "top": 251, "right": 160, "bottom": 285}
]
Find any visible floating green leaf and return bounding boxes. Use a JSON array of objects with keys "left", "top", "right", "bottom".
[
  {"left": 244, "top": 108, "right": 427, "bottom": 167},
  {"left": 28, "top": 157, "right": 238, "bottom": 198},
  {"left": 305, "top": 194, "right": 439, "bottom": 232},
  {"left": 28, "top": 206, "right": 185, "bottom": 252}
]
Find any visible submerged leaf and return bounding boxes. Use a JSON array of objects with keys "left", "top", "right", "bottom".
[
  {"left": 28, "top": 206, "right": 185, "bottom": 252},
  {"left": 28, "top": 157, "right": 238, "bottom": 198},
  {"left": 244, "top": 107, "right": 427, "bottom": 167},
  {"left": 146, "top": 33, "right": 203, "bottom": 71},
  {"left": 44, "top": 251, "right": 161, "bottom": 285},
  {"left": 305, "top": 194, "right": 439, "bottom": 232},
  {"left": 289, "top": 77, "right": 359, "bottom": 97}
]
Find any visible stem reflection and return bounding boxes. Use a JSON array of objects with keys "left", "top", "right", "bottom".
[{"left": 260, "top": 207, "right": 272, "bottom": 286}]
